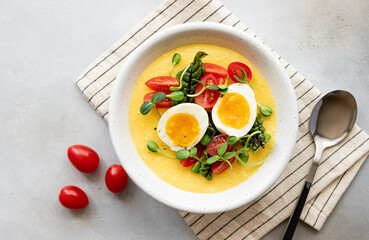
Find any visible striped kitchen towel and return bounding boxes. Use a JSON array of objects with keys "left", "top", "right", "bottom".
[{"left": 75, "top": 0, "right": 369, "bottom": 239}]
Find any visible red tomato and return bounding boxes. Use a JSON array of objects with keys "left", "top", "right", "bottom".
[
  {"left": 203, "top": 63, "right": 228, "bottom": 79},
  {"left": 211, "top": 157, "right": 235, "bottom": 174},
  {"left": 59, "top": 186, "right": 89, "bottom": 210},
  {"left": 194, "top": 73, "right": 223, "bottom": 109},
  {"left": 206, "top": 134, "right": 232, "bottom": 156},
  {"left": 145, "top": 76, "right": 179, "bottom": 94},
  {"left": 180, "top": 143, "right": 204, "bottom": 167},
  {"left": 67, "top": 145, "right": 99, "bottom": 173},
  {"left": 105, "top": 164, "right": 128, "bottom": 193},
  {"left": 143, "top": 92, "right": 172, "bottom": 108},
  {"left": 228, "top": 62, "right": 252, "bottom": 83}
]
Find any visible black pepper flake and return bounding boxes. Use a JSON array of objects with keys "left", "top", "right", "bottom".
[{"left": 154, "top": 127, "right": 157, "bottom": 130}]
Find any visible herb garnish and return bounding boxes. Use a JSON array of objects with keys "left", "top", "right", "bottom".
[
  {"left": 171, "top": 51, "right": 207, "bottom": 103},
  {"left": 169, "top": 53, "right": 181, "bottom": 76},
  {"left": 147, "top": 140, "right": 175, "bottom": 158},
  {"left": 140, "top": 91, "right": 184, "bottom": 117}
]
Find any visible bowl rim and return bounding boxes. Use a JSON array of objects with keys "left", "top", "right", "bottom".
[{"left": 109, "top": 22, "right": 298, "bottom": 213}]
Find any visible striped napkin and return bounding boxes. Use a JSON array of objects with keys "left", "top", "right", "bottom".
[{"left": 75, "top": 0, "right": 369, "bottom": 239}]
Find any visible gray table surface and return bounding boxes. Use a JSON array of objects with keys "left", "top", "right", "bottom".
[{"left": 1, "top": 0, "right": 368, "bottom": 239}]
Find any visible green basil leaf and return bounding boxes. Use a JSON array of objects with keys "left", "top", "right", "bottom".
[
  {"left": 147, "top": 140, "right": 159, "bottom": 152},
  {"left": 227, "top": 136, "right": 238, "bottom": 145},
  {"left": 189, "top": 147, "right": 197, "bottom": 158},
  {"left": 176, "top": 149, "right": 190, "bottom": 160},
  {"left": 223, "top": 152, "right": 236, "bottom": 160},
  {"left": 206, "top": 155, "right": 220, "bottom": 164},
  {"left": 218, "top": 142, "right": 228, "bottom": 156},
  {"left": 151, "top": 92, "right": 166, "bottom": 103},
  {"left": 140, "top": 101, "right": 153, "bottom": 115}
]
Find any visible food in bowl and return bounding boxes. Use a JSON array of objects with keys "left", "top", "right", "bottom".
[{"left": 128, "top": 44, "right": 277, "bottom": 193}]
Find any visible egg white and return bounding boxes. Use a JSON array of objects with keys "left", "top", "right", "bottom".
[
  {"left": 157, "top": 103, "right": 209, "bottom": 151},
  {"left": 212, "top": 83, "right": 257, "bottom": 138}
]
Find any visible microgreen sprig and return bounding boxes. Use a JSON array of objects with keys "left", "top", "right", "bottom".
[
  {"left": 205, "top": 142, "right": 233, "bottom": 170},
  {"left": 257, "top": 103, "right": 273, "bottom": 117},
  {"left": 140, "top": 92, "right": 166, "bottom": 117},
  {"left": 200, "top": 125, "right": 216, "bottom": 146},
  {"left": 234, "top": 68, "right": 253, "bottom": 89},
  {"left": 169, "top": 53, "right": 181, "bottom": 76},
  {"left": 140, "top": 91, "right": 185, "bottom": 117},
  {"left": 147, "top": 140, "right": 175, "bottom": 158},
  {"left": 186, "top": 77, "right": 229, "bottom": 98},
  {"left": 175, "top": 147, "right": 199, "bottom": 160},
  {"left": 169, "top": 64, "right": 191, "bottom": 91}
]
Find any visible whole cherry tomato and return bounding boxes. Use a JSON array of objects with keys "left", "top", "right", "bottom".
[
  {"left": 211, "top": 156, "right": 235, "bottom": 174},
  {"left": 206, "top": 134, "right": 232, "bottom": 156},
  {"left": 228, "top": 62, "right": 252, "bottom": 83},
  {"left": 194, "top": 73, "right": 224, "bottom": 109},
  {"left": 59, "top": 186, "right": 89, "bottom": 210},
  {"left": 143, "top": 92, "right": 172, "bottom": 108},
  {"left": 105, "top": 164, "right": 128, "bottom": 193},
  {"left": 67, "top": 145, "right": 100, "bottom": 173},
  {"left": 180, "top": 143, "right": 204, "bottom": 167},
  {"left": 145, "top": 76, "right": 179, "bottom": 94},
  {"left": 203, "top": 63, "right": 228, "bottom": 79}
]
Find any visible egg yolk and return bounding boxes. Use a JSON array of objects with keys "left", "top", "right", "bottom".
[
  {"left": 217, "top": 92, "right": 250, "bottom": 129},
  {"left": 165, "top": 113, "right": 200, "bottom": 148}
]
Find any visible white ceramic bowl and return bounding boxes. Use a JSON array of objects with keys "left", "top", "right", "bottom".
[{"left": 109, "top": 22, "right": 298, "bottom": 213}]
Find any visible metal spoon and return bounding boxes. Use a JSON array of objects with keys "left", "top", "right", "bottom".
[{"left": 283, "top": 90, "right": 357, "bottom": 240}]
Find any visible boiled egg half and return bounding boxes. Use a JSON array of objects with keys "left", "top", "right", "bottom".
[
  {"left": 212, "top": 83, "right": 257, "bottom": 137},
  {"left": 157, "top": 103, "right": 209, "bottom": 151}
]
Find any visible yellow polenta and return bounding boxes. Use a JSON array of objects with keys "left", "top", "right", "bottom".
[{"left": 128, "top": 44, "right": 277, "bottom": 193}]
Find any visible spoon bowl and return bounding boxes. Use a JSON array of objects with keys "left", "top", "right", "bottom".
[{"left": 284, "top": 90, "right": 357, "bottom": 240}]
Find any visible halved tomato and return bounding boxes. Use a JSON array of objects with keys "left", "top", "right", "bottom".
[
  {"left": 145, "top": 76, "right": 179, "bottom": 94},
  {"left": 180, "top": 143, "right": 204, "bottom": 167},
  {"left": 203, "top": 63, "right": 228, "bottom": 79},
  {"left": 143, "top": 92, "right": 172, "bottom": 108},
  {"left": 206, "top": 134, "right": 232, "bottom": 156},
  {"left": 211, "top": 157, "right": 235, "bottom": 174},
  {"left": 228, "top": 62, "right": 252, "bottom": 83},
  {"left": 194, "top": 73, "right": 223, "bottom": 109}
]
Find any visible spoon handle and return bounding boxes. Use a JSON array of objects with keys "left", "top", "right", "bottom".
[{"left": 283, "top": 181, "right": 312, "bottom": 240}]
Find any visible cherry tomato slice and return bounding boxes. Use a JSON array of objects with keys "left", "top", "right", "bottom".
[
  {"left": 228, "top": 62, "right": 252, "bottom": 83},
  {"left": 145, "top": 76, "right": 179, "bottom": 94},
  {"left": 105, "top": 164, "right": 128, "bottom": 193},
  {"left": 67, "top": 145, "right": 100, "bottom": 173},
  {"left": 206, "top": 134, "right": 232, "bottom": 156},
  {"left": 194, "top": 73, "right": 222, "bottom": 109},
  {"left": 143, "top": 92, "right": 172, "bottom": 108},
  {"left": 59, "top": 186, "right": 89, "bottom": 210},
  {"left": 203, "top": 63, "right": 228, "bottom": 79},
  {"left": 180, "top": 143, "right": 204, "bottom": 167},
  {"left": 211, "top": 157, "right": 235, "bottom": 174}
]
